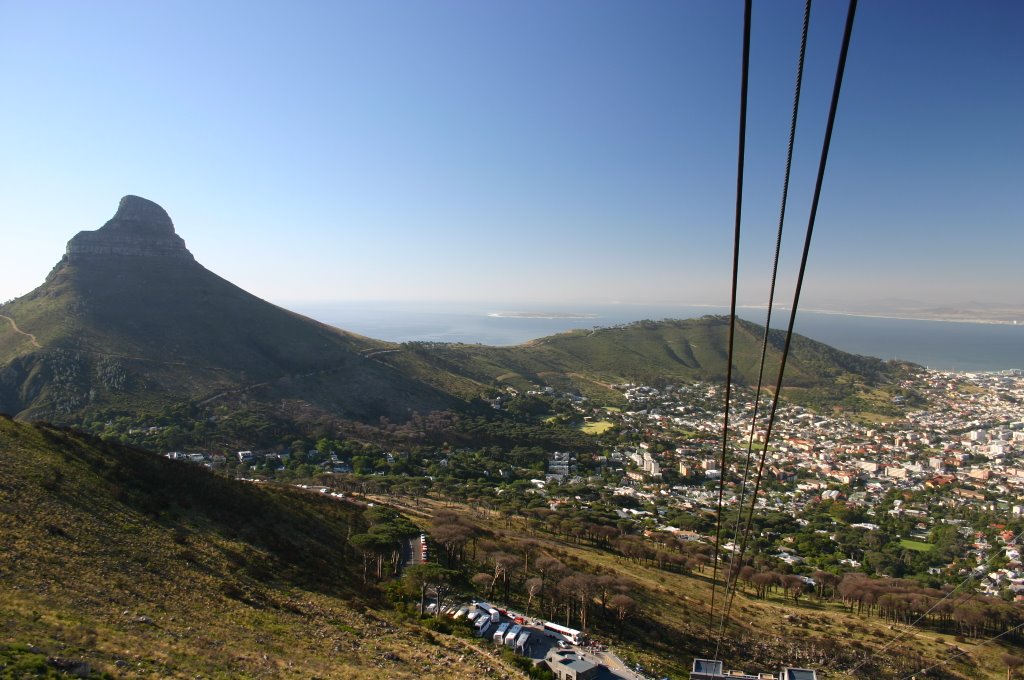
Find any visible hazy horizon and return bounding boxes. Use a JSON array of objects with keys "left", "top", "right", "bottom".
[
  {"left": 2, "top": 1, "right": 1021, "bottom": 309},
  {"left": 270, "top": 296, "right": 1024, "bottom": 314}
]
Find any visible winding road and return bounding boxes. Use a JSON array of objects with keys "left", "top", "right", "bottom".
[{"left": 0, "top": 313, "right": 40, "bottom": 348}]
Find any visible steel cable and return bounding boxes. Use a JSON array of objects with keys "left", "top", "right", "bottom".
[
  {"left": 718, "top": 0, "right": 812, "bottom": 651},
  {"left": 708, "top": 0, "right": 753, "bottom": 637}
]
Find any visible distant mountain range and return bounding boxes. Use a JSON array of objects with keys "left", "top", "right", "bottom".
[
  {"left": 0, "top": 197, "right": 907, "bottom": 425},
  {"left": 801, "top": 298, "right": 1024, "bottom": 325}
]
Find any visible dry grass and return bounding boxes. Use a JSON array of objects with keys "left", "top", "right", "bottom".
[
  {"left": 0, "top": 419, "right": 527, "bottom": 679},
  {"left": 411, "top": 498, "right": 1020, "bottom": 680},
  {"left": 580, "top": 420, "right": 614, "bottom": 435}
]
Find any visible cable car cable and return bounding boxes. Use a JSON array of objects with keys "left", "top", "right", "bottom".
[{"left": 709, "top": 0, "right": 753, "bottom": 635}]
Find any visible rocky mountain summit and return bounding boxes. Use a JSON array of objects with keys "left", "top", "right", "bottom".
[{"left": 66, "top": 195, "right": 194, "bottom": 261}]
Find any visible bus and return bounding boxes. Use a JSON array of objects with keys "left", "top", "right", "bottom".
[
  {"left": 542, "top": 621, "right": 583, "bottom": 645},
  {"left": 514, "top": 630, "right": 532, "bottom": 653},
  {"left": 504, "top": 624, "right": 522, "bottom": 647},
  {"left": 492, "top": 622, "right": 510, "bottom": 644}
]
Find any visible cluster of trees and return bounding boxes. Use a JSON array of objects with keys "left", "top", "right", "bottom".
[
  {"left": 469, "top": 548, "right": 638, "bottom": 633},
  {"left": 84, "top": 401, "right": 301, "bottom": 451},
  {"left": 732, "top": 567, "right": 832, "bottom": 603},
  {"left": 349, "top": 506, "right": 420, "bottom": 583},
  {"left": 835, "top": 573, "right": 1024, "bottom": 640},
  {"left": 614, "top": 534, "right": 714, "bottom": 575},
  {"left": 342, "top": 502, "right": 645, "bottom": 638},
  {"left": 725, "top": 566, "right": 1024, "bottom": 642}
]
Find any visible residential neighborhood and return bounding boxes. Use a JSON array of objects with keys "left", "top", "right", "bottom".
[{"left": 154, "top": 368, "right": 1024, "bottom": 603}]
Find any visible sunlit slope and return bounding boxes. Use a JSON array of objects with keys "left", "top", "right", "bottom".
[{"left": 387, "top": 316, "right": 903, "bottom": 402}]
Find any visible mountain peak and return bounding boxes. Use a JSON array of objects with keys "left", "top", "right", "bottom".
[
  {"left": 66, "top": 195, "right": 193, "bottom": 261},
  {"left": 107, "top": 195, "right": 175, "bottom": 233}
]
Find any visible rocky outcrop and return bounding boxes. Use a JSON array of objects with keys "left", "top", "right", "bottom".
[{"left": 66, "top": 195, "right": 194, "bottom": 261}]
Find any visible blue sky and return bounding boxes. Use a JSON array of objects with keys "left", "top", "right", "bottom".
[{"left": 1, "top": 0, "right": 1020, "bottom": 309}]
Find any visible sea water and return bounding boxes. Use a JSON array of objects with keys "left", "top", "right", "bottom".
[{"left": 285, "top": 301, "right": 1024, "bottom": 373}]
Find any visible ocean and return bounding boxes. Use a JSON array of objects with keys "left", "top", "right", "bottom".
[{"left": 284, "top": 301, "right": 1024, "bottom": 373}]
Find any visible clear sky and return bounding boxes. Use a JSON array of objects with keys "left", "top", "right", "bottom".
[{"left": 1, "top": 1, "right": 1020, "bottom": 309}]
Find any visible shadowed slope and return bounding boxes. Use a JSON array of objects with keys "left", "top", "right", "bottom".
[{"left": 0, "top": 416, "right": 512, "bottom": 678}]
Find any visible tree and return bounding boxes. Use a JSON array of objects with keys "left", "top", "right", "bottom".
[
  {"left": 594, "top": 574, "right": 620, "bottom": 617},
  {"left": 430, "top": 513, "right": 478, "bottom": 567},
  {"left": 404, "top": 563, "right": 456, "bottom": 616},
  {"left": 811, "top": 570, "right": 839, "bottom": 600},
  {"left": 782, "top": 574, "right": 811, "bottom": 603},
  {"left": 368, "top": 524, "right": 407, "bottom": 578},
  {"left": 751, "top": 572, "right": 776, "bottom": 600},
  {"left": 525, "top": 577, "right": 544, "bottom": 617},
  {"left": 1003, "top": 653, "right": 1024, "bottom": 680},
  {"left": 609, "top": 594, "right": 637, "bottom": 633},
  {"left": 350, "top": 533, "right": 390, "bottom": 583},
  {"left": 559, "top": 572, "right": 597, "bottom": 631},
  {"left": 614, "top": 535, "right": 648, "bottom": 564},
  {"left": 518, "top": 539, "right": 541, "bottom": 573},
  {"left": 534, "top": 555, "right": 567, "bottom": 616},
  {"left": 535, "top": 555, "right": 566, "bottom": 581},
  {"left": 739, "top": 565, "right": 756, "bottom": 593},
  {"left": 472, "top": 572, "right": 494, "bottom": 598}
]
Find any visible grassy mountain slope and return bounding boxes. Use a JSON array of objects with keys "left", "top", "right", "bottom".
[
  {"left": 386, "top": 316, "right": 904, "bottom": 406},
  {"left": 0, "top": 416, "right": 516, "bottom": 678}
]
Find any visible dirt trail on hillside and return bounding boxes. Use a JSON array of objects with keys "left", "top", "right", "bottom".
[{"left": 0, "top": 313, "right": 41, "bottom": 348}]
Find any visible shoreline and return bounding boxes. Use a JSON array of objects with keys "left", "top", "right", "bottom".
[
  {"left": 739, "top": 305, "right": 1023, "bottom": 327},
  {"left": 284, "top": 301, "right": 1023, "bottom": 371},
  {"left": 487, "top": 312, "right": 600, "bottom": 320}
]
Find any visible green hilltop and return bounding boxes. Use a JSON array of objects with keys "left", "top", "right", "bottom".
[{"left": 385, "top": 316, "right": 907, "bottom": 411}]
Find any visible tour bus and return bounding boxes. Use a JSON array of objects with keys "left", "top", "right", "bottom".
[
  {"left": 514, "top": 630, "right": 532, "bottom": 653},
  {"left": 475, "top": 601, "right": 501, "bottom": 622},
  {"left": 542, "top": 621, "right": 583, "bottom": 645},
  {"left": 504, "top": 624, "right": 522, "bottom": 647},
  {"left": 492, "top": 622, "right": 510, "bottom": 644}
]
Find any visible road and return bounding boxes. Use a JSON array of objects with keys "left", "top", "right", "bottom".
[
  {"left": 0, "top": 313, "right": 40, "bottom": 348},
  {"left": 590, "top": 647, "right": 651, "bottom": 680},
  {"left": 400, "top": 534, "right": 424, "bottom": 571},
  {"left": 360, "top": 348, "right": 402, "bottom": 359}
]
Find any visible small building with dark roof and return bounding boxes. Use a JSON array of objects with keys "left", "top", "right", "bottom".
[{"left": 544, "top": 649, "right": 598, "bottom": 680}]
